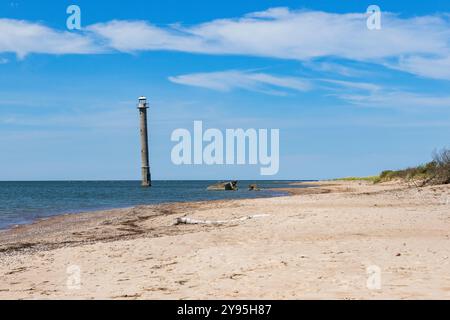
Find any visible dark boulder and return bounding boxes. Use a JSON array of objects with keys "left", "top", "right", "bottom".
[{"left": 207, "top": 181, "right": 238, "bottom": 191}]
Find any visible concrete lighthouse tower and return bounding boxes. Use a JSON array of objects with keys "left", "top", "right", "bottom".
[{"left": 138, "top": 96, "right": 151, "bottom": 187}]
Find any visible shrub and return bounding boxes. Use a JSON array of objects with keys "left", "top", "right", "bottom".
[
  {"left": 376, "top": 148, "right": 449, "bottom": 185},
  {"left": 431, "top": 148, "right": 450, "bottom": 184}
]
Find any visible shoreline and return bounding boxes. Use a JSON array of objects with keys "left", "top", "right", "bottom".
[
  {"left": 1, "top": 180, "right": 449, "bottom": 299},
  {"left": 0, "top": 180, "right": 324, "bottom": 241},
  {"left": 0, "top": 184, "right": 311, "bottom": 255},
  {"left": 0, "top": 182, "right": 298, "bottom": 233}
]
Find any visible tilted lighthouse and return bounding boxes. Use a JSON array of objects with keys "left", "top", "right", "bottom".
[{"left": 138, "top": 96, "right": 151, "bottom": 187}]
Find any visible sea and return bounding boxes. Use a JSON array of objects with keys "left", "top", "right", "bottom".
[{"left": 0, "top": 180, "right": 312, "bottom": 230}]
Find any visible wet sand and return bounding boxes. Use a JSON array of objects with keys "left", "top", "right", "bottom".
[{"left": 0, "top": 181, "right": 449, "bottom": 300}]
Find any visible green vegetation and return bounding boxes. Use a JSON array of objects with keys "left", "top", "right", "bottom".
[
  {"left": 333, "top": 176, "right": 380, "bottom": 183},
  {"left": 377, "top": 148, "right": 450, "bottom": 185},
  {"left": 335, "top": 148, "right": 450, "bottom": 186}
]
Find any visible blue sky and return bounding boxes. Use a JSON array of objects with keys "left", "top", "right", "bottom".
[{"left": 1, "top": 0, "right": 450, "bottom": 180}]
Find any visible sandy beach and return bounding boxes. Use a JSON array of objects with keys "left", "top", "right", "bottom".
[{"left": 0, "top": 180, "right": 449, "bottom": 300}]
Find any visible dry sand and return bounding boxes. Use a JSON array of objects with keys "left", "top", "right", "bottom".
[{"left": 0, "top": 181, "right": 449, "bottom": 300}]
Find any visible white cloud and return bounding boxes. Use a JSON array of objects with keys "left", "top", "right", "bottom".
[
  {"left": 168, "top": 70, "right": 311, "bottom": 95},
  {"left": 168, "top": 70, "right": 382, "bottom": 96},
  {"left": 319, "top": 78, "right": 381, "bottom": 92},
  {"left": 2, "top": 8, "right": 450, "bottom": 79},
  {"left": 0, "top": 18, "right": 101, "bottom": 58},
  {"left": 302, "top": 61, "right": 371, "bottom": 77},
  {"left": 86, "top": 8, "right": 450, "bottom": 80},
  {"left": 315, "top": 76, "right": 450, "bottom": 108},
  {"left": 389, "top": 56, "right": 450, "bottom": 80},
  {"left": 169, "top": 69, "right": 450, "bottom": 108},
  {"left": 86, "top": 20, "right": 205, "bottom": 53},
  {"left": 334, "top": 90, "right": 450, "bottom": 108}
]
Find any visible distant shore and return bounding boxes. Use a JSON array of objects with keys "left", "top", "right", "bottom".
[{"left": 1, "top": 180, "right": 449, "bottom": 299}]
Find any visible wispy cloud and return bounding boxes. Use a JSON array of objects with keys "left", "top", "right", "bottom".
[
  {"left": 302, "top": 61, "right": 372, "bottom": 77},
  {"left": 387, "top": 56, "right": 450, "bottom": 81},
  {"left": 318, "top": 77, "right": 450, "bottom": 108},
  {"left": 169, "top": 70, "right": 312, "bottom": 96},
  {"left": 336, "top": 91, "right": 450, "bottom": 108},
  {"left": 87, "top": 8, "right": 450, "bottom": 79},
  {"left": 0, "top": 18, "right": 101, "bottom": 58},
  {"left": 2, "top": 8, "right": 450, "bottom": 79},
  {"left": 0, "top": 57, "right": 8, "bottom": 64},
  {"left": 169, "top": 68, "right": 450, "bottom": 108},
  {"left": 319, "top": 78, "right": 382, "bottom": 92}
]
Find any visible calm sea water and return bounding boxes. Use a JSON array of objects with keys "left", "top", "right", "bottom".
[{"left": 0, "top": 180, "right": 310, "bottom": 230}]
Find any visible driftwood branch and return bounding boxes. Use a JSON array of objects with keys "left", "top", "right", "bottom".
[{"left": 175, "top": 214, "right": 269, "bottom": 226}]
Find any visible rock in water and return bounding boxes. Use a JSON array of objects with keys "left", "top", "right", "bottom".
[{"left": 207, "top": 181, "right": 238, "bottom": 191}]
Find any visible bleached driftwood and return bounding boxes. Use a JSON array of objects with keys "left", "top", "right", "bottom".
[{"left": 175, "top": 214, "right": 269, "bottom": 226}]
